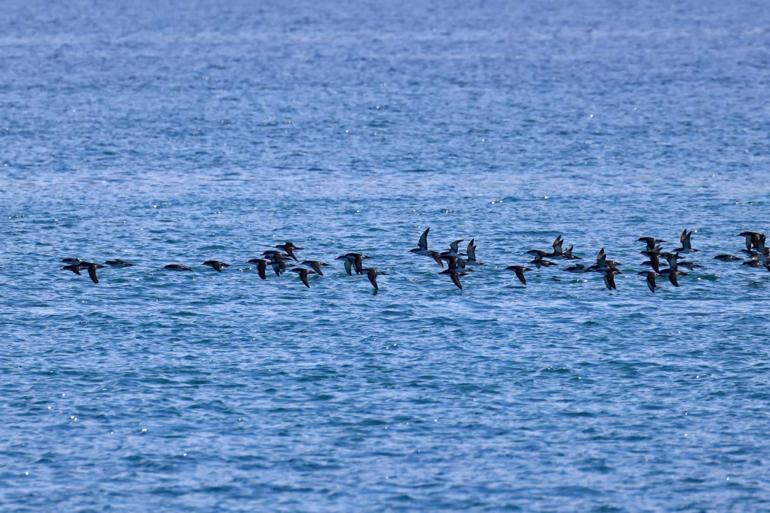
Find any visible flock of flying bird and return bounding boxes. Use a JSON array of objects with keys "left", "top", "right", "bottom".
[{"left": 60, "top": 228, "right": 770, "bottom": 292}]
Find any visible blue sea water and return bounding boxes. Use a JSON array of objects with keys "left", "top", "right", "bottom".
[{"left": 2, "top": 0, "right": 770, "bottom": 511}]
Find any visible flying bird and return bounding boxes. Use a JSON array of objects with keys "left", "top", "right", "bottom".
[
  {"left": 505, "top": 265, "right": 529, "bottom": 285},
  {"left": 290, "top": 267, "right": 314, "bottom": 288},
  {"left": 409, "top": 227, "right": 430, "bottom": 255},
  {"left": 203, "top": 260, "right": 230, "bottom": 272},
  {"left": 276, "top": 242, "right": 303, "bottom": 261},
  {"left": 248, "top": 258, "right": 269, "bottom": 279},
  {"left": 675, "top": 229, "right": 698, "bottom": 253},
  {"left": 364, "top": 268, "right": 386, "bottom": 291},
  {"left": 337, "top": 253, "right": 367, "bottom": 275},
  {"left": 301, "top": 260, "right": 329, "bottom": 276},
  {"left": 466, "top": 239, "right": 481, "bottom": 264},
  {"left": 603, "top": 268, "right": 618, "bottom": 291},
  {"left": 638, "top": 271, "right": 657, "bottom": 293},
  {"left": 439, "top": 269, "right": 466, "bottom": 290}
]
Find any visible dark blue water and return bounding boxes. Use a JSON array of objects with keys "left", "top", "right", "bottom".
[{"left": 3, "top": 1, "right": 770, "bottom": 511}]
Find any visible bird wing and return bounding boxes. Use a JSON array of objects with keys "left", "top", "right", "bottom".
[
  {"left": 604, "top": 271, "right": 616, "bottom": 290},
  {"left": 467, "top": 240, "right": 476, "bottom": 261},
  {"left": 88, "top": 265, "right": 99, "bottom": 284},
  {"left": 650, "top": 254, "right": 660, "bottom": 272},
  {"left": 552, "top": 235, "right": 563, "bottom": 254},
  {"left": 515, "top": 268, "right": 526, "bottom": 285},
  {"left": 300, "top": 271, "right": 310, "bottom": 288},
  {"left": 418, "top": 228, "right": 429, "bottom": 251},
  {"left": 646, "top": 273, "right": 656, "bottom": 293},
  {"left": 668, "top": 272, "right": 680, "bottom": 287},
  {"left": 257, "top": 261, "right": 267, "bottom": 279},
  {"left": 367, "top": 270, "right": 378, "bottom": 290},
  {"left": 596, "top": 248, "right": 606, "bottom": 264},
  {"left": 450, "top": 272, "right": 463, "bottom": 289},
  {"left": 343, "top": 258, "right": 353, "bottom": 275}
]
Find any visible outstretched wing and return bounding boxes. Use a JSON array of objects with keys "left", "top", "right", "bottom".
[
  {"left": 646, "top": 272, "right": 656, "bottom": 293},
  {"left": 467, "top": 240, "right": 476, "bottom": 261},
  {"left": 668, "top": 272, "right": 680, "bottom": 287},
  {"left": 418, "top": 228, "right": 429, "bottom": 251},
  {"left": 367, "top": 270, "right": 379, "bottom": 290},
  {"left": 88, "top": 264, "right": 99, "bottom": 284}
]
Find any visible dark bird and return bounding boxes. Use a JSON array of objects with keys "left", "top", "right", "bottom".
[
  {"left": 248, "top": 258, "right": 269, "bottom": 279},
  {"left": 588, "top": 248, "right": 620, "bottom": 272},
  {"left": 642, "top": 252, "right": 661, "bottom": 273},
  {"left": 505, "top": 265, "right": 529, "bottom": 285},
  {"left": 637, "top": 237, "right": 666, "bottom": 252},
  {"left": 203, "top": 260, "right": 230, "bottom": 272},
  {"left": 440, "top": 269, "right": 465, "bottom": 289},
  {"left": 530, "top": 254, "right": 558, "bottom": 268},
  {"left": 603, "top": 268, "right": 618, "bottom": 291},
  {"left": 427, "top": 250, "right": 445, "bottom": 268},
  {"left": 290, "top": 267, "right": 314, "bottom": 288},
  {"left": 61, "top": 258, "right": 81, "bottom": 265},
  {"left": 164, "top": 264, "right": 192, "bottom": 271},
  {"left": 441, "top": 254, "right": 470, "bottom": 271},
  {"left": 337, "top": 253, "right": 367, "bottom": 275},
  {"left": 268, "top": 252, "right": 287, "bottom": 276},
  {"left": 641, "top": 271, "right": 657, "bottom": 293},
  {"left": 562, "top": 245, "right": 581, "bottom": 260},
  {"left": 262, "top": 249, "right": 289, "bottom": 259},
  {"left": 276, "top": 242, "right": 302, "bottom": 261},
  {"left": 742, "top": 257, "right": 767, "bottom": 269},
  {"left": 441, "top": 239, "right": 464, "bottom": 257},
  {"left": 667, "top": 269, "right": 687, "bottom": 287},
  {"left": 301, "top": 260, "right": 329, "bottom": 276},
  {"left": 565, "top": 264, "right": 588, "bottom": 273},
  {"left": 640, "top": 243, "right": 663, "bottom": 257},
  {"left": 739, "top": 231, "right": 763, "bottom": 253},
  {"left": 526, "top": 249, "right": 551, "bottom": 259},
  {"left": 660, "top": 252, "right": 680, "bottom": 271},
  {"left": 364, "top": 268, "right": 386, "bottom": 291},
  {"left": 409, "top": 227, "right": 430, "bottom": 255},
  {"left": 551, "top": 235, "right": 564, "bottom": 257},
  {"left": 61, "top": 264, "right": 81, "bottom": 275},
  {"left": 466, "top": 239, "right": 481, "bottom": 264},
  {"left": 105, "top": 259, "right": 134, "bottom": 268},
  {"left": 675, "top": 229, "right": 698, "bottom": 253},
  {"left": 79, "top": 262, "right": 102, "bottom": 284},
  {"left": 713, "top": 254, "right": 741, "bottom": 262}
]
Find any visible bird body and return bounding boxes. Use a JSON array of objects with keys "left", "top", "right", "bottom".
[
  {"left": 105, "top": 259, "right": 134, "bottom": 268},
  {"left": 203, "top": 260, "right": 230, "bottom": 272},
  {"left": 164, "top": 264, "right": 192, "bottom": 271}
]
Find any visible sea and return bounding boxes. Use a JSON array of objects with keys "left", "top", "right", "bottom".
[{"left": 2, "top": 0, "right": 770, "bottom": 511}]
